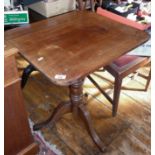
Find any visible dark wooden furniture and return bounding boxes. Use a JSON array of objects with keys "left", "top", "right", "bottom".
[
  {"left": 88, "top": 55, "right": 151, "bottom": 116},
  {"left": 77, "top": 0, "right": 95, "bottom": 11},
  {"left": 5, "top": 11, "right": 149, "bottom": 152},
  {"left": 106, "top": 56, "right": 150, "bottom": 115},
  {"left": 4, "top": 46, "right": 39, "bottom": 155},
  {"left": 20, "top": 0, "right": 98, "bottom": 89},
  {"left": 21, "top": 64, "right": 36, "bottom": 88},
  {"left": 87, "top": 8, "right": 151, "bottom": 117},
  {"left": 77, "top": 0, "right": 102, "bottom": 11}
]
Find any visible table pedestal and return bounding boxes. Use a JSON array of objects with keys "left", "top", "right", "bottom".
[{"left": 33, "top": 79, "right": 105, "bottom": 152}]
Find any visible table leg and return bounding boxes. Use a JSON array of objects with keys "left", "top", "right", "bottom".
[
  {"left": 70, "top": 79, "right": 106, "bottom": 152},
  {"left": 33, "top": 78, "right": 105, "bottom": 152},
  {"left": 33, "top": 101, "right": 72, "bottom": 131},
  {"left": 79, "top": 104, "right": 106, "bottom": 152},
  {"left": 21, "top": 64, "right": 36, "bottom": 88}
]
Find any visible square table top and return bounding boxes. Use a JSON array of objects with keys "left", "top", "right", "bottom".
[{"left": 5, "top": 11, "right": 149, "bottom": 86}]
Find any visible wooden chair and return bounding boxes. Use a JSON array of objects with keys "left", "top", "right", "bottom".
[
  {"left": 77, "top": 0, "right": 102, "bottom": 11},
  {"left": 88, "top": 55, "right": 151, "bottom": 116},
  {"left": 88, "top": 8, "right": 151, "bottom": 117}
]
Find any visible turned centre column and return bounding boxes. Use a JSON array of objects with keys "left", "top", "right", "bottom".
[{"left": 69, "top": 79, "right": 84, "bottom": 117}]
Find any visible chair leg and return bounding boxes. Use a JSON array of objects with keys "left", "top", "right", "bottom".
[
  {"left": 90, "top": 0, "right": 95, "bottom": 11},
  {"left": 145, "top": 69, "right": 151, "bottom": 91},
  {"left": 77, "top": 0, "right": 84, "bottom": 10},
  {"left": 112, "top": 77, "right": 122, "bottom": 117},
  {"left": 21, "top": 64, "right": 36, "bottom": 89}
]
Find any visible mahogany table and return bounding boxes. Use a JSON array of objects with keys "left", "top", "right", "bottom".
[{"left": 5, "top": 11, "right": 149, "bottom": 152}]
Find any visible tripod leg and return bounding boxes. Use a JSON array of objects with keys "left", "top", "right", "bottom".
[
  {"left": 21, "top": 64, "right": 36, "bottom": 88},
  {"left": 33, "top": 101, "right": 72, "bottom": 131}
]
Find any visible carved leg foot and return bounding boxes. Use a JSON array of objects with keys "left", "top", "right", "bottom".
[
  {"left": 79, "top": 104, "right": 106, "bottom": 152},
  {"left": 21, "top": 64, "right": 36, "bottom": 88},
  {"left": 33, "top": 101, "right": 72, "bottom": 131},
  {"left": 69, "top": 79, "right": 106, "bottom": 152}
]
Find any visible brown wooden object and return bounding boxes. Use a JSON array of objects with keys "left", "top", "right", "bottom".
[
  {"left": 88, "top": 55, "right": 151, "bottom": 117},
  {"left": 106, "top": 55, "right": 151, "bottom": 116},
  {"left": 5, "top": 11, "right": 149, "bottom": 152},
  {"left": 87, "top": 8, "right": 151, "bottom": 117},
  {"left": 77, "top": 0, "right": 103, "bottom": 11},
  {"left": 4, "top": 48, "right": 39, "bottom": 155}
]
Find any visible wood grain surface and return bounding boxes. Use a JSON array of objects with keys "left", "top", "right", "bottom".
[
  {"left": 4, "top": 53, "right": 39, "bottom": 155},
  {"left": 5, "top": 11, "right": 149, "bottom": 86},
  {"left": 21, "top": 67, "right": 150, "bottom": 155}
]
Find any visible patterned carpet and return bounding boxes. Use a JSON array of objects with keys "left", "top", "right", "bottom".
[{"left": 29, "top": 119, "right": 61, "bottom": 155}]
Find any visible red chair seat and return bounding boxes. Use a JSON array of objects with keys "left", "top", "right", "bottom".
[
  {"left": 113, "top": 55, "right": 139, "bottom": 67},
  {"left": 89, "top": 7, "right": 151, "bottom": 117}
]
